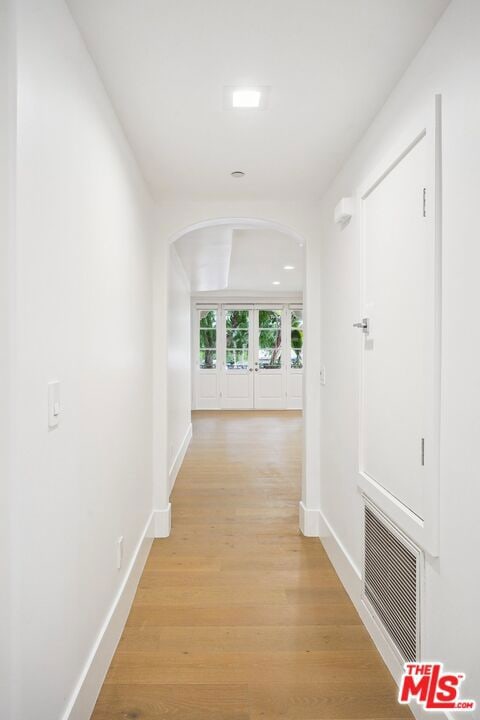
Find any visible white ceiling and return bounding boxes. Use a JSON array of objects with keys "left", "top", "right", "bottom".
[
  {"left": 175, "top": 226, "right": 233, "bottom": 292},
  {"left": 68, "top": 0, "right": 449, "bottom": 201},
  {"left": 175, "top": 227, "right": 304, "bottom": 293}
]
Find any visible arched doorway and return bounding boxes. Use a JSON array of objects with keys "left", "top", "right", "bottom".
[{"left": 153, "top": 215, "right": 321, "bottom": 539}]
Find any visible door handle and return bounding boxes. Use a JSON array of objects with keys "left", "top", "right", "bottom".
[
  {"left": 255, "top": 368, "right": 259, "bottom": 372},
  {"left": 353, "top": 318, "right": 370, "bottom": 334},
  {"left": 248, "top": 368, "right": 253, "bottom": 372}
]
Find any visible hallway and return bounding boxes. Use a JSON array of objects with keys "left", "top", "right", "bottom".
[
  {"left": 91, "top": 412, "right": 410, "bottom": 720},
  {"left": 5, "top": 2, "right": 480, "bottom": 716}
]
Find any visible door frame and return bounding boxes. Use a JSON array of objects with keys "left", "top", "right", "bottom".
[
  {"left": 156, "top": 215, "right": 322, "bottom": 539},
  {"left": 356, "top": 95, "right": 442, "bottom": 557}
]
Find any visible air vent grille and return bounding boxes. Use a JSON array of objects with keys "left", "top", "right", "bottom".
[{"left": 363, "top": 504, "right": 419, "bottom": 663}]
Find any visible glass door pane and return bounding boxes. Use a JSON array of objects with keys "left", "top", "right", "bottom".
[
  {"left": 225, "top": 309, "right": 250, "bottom": 370},
  {"left": 257, "top": 309, "right": 282, "bottom": 369},
  {"left": 290, "top": 309, "right": 303, "bottom": 369},
  {"left": 199, "top": 309, "right": 217, "bottom": 369}
]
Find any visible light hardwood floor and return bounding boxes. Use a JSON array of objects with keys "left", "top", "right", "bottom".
[{"left": 91, "top": 410, "right": 411, "bottom": 720}]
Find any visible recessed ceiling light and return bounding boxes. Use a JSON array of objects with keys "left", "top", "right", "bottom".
[
  {"left": 272, "top": 281, "right": 280, "bottom": 285},
  {"left": 223, "top": 86, "right": 270, "bottom": 110},
  {"left": 283, "top": 265, "right": 295, "bottom": 270},
  {"left": 232, "top": 89, "right": 261, "bottom": 108},
  {"left": 231, "top": 170, "right": 245, "bottom": 178}
]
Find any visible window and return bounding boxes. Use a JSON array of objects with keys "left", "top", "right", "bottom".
[
  {"left": 199, "top": 309, "right": 217, "bottom": 369},
  {"left": 258, "top": 309, "right": 282, "bottom": 369},
  {"left": 290, "top": 309, "right": 303, "bottom": 369},
  {"left": 225, "top": 309, "right": 250, "bottom": 370}
]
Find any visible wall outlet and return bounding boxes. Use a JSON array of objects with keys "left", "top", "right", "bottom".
[
  {"left": 320, "top": 367, "right": 326, "bottom": 385},
  {"left": 116, "top": 536, "right": 124, "bottom": 570}
]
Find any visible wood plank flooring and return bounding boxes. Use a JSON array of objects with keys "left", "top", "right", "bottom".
[{"left": 91, "top": 410, "right": 411, "bottom": 720}]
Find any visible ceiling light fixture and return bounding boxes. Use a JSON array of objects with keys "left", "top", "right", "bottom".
[
  {"left": 283, "top": 265, "right": 295, "bottom": 270},
  {"left": 232, "top": 89, "right": 261, "bottom": 108},
  {"left": 223, "top": 86, "right": 270, "bottom": 110},
  {"left": 231, "top": 170, "right": 245, "bottom": 178},
  {"left": 272, "top": 281, "right": 280, "bottom": 285}
]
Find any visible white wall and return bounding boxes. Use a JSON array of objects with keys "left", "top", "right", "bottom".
[
  {"left": 318, "top": 0, "right": 480, "bottom": 703},
  {"left": 167, "top": 246, "right": 192, "bottom": 491},
  {"left": 13, "top": 1, "right": 155, "bottom": 718},
  {"left": 0, "top": 1, "right": 14, "bottom": 715}
]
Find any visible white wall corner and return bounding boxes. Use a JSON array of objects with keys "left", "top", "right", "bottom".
[
  {"left": 298, "top": 501, "right": 322, "bottom": 536},
  {"left": 169, "top": 422, "right": 192, "bottom": 493},
  {"left": 62, "top": 512, "right": 155, "bottom": 720},
  {"left": 153, "top": 503, "right": 172, "bottom": 538},
  {"left": 170, "top": 243, "right": 191, "bottom": 292}
]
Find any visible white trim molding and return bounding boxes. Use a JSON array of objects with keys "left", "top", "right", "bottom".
[
  {"left": 154, "top": 503, "right": 172, "bottom": 538},
  {"left": 169, "top": 422, "right": 192, "bottom": 493},
  {"left": 298, "top": 501, "right": 321, "bottom": 536},
  {"left": 62, "top": 512, "right": 155, "bottom": 720}
]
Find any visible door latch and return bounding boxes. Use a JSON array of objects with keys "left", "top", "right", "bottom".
[{"left": 353, "top": 318, "right": 370, "bottom": 334}]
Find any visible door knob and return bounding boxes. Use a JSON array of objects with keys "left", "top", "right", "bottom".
[
  {"left": 353, "top": 318, "right": 370, "bottom": 334},
  {"left": 248, "top": 368, "right": 253, "bottom": 372}
]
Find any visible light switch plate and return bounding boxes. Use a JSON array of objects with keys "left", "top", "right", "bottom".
[
  {"left": 48, "top": 381, "right": 60, "bottom": 428},
  {"left": 320, "top": 367, "right": 326, "bottom": 386}
]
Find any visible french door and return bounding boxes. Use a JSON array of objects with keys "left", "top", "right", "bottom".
[
  {"left": 221, "top": 307, "right": 254, "bottom": 409},
  {"left": 252, "top": 308, "right": 285, "bottom": 409},
  {"left": 195, "top": 304, "right": 303, "bottom": 410},
  {"left": 220, "top": 307, "right": 284, "bottom": 409}
]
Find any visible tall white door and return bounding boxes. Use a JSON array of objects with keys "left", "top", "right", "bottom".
[
  {"left": 196, "top": 307, "right": 220, "bottom": 409},
  {"left": 253, "top": 308, "right": 285, "bottom": 409},
  {"left": 286, "top": 307, "right": 303, "bottom": 409},
  {"left": 221, "top": 308, "right": 254, "bottom": 409},
  {"left": 359, "top": 135, "right": 430, "bottom": 519}
]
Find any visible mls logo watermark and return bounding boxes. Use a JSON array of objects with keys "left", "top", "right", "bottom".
[{"left": 399, "top": 663, "right": 475, "bottom": 712}]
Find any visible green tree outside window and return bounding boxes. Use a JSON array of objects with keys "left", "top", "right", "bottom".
[
  {"left": 199, "top": 310, "right": 217, "bottom": 369},
  {"left": 291, "top": 310, "right": 303, "bottom": 369}
]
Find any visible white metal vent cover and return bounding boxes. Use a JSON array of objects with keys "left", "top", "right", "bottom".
[{"left": 362, "top": 500, "right": 422, "bottom": 663}]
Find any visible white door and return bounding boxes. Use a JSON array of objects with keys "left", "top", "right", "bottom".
[
  {"left": 196, "top": 307, "right": 220, "bottom": 409},
  {"left": 221, "top": 308, "right": 254, "bottom": 409},
  {"left": 359, "top": 135, "right": 430, "bottom": 519},
  {"left": 253, "top": 308, "right": 285, "bottom": 409},
  {"left": 286, "top": 307, "right": 303, "bottom": 409}
]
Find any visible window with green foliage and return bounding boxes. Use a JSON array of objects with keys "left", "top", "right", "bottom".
[
  {"left": 199, "top": 306, "right": 303, "bottom": 373},
  {"left": 291, "top": 309, "right": 303, "bottom": 369},
  {"left": 257, "top": 309, "right": 282, "bottom": 369},
  {"left": 225, "top": 309, "right": 250, "bottom": 370},
  {"left": 199, "top": 309, "right": 217, "bottom": 369}
]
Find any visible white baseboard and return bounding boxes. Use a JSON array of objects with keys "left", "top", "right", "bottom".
[
  {"left": 153, "top": 503, "right": 171, "bottom": 538},
  {"left": 169, "top": 422, "right": 192, "bottom": 493},
  {"left": 318, "top": 510, "right": 449, "bottom": 720},
  {"left": 298, "top": 501, "right": 321, "bottom": 536},
  {"left": 62, "top": 511, "right": 155, "bottom": 720},
  {"left": 319, "top": 509, "right": 361, "bottom": 597}
]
